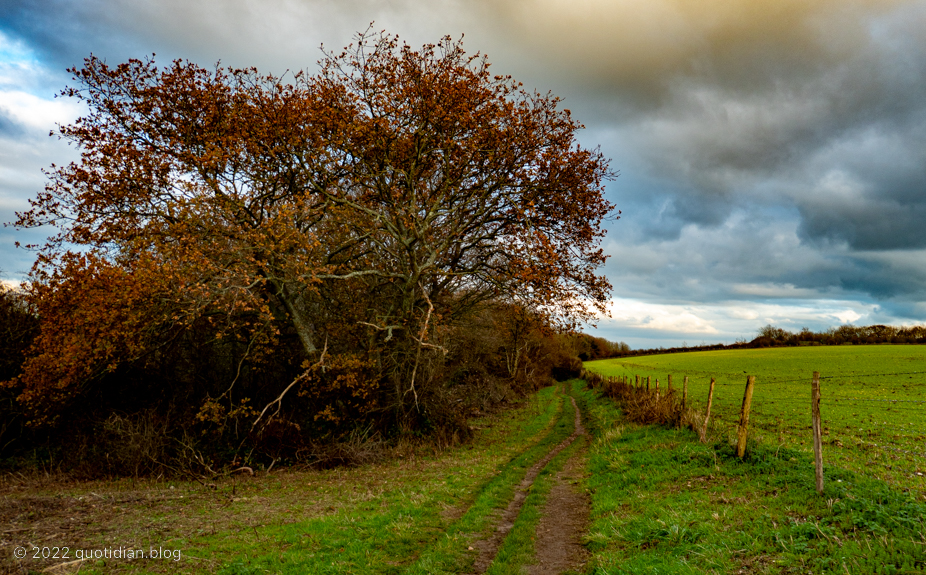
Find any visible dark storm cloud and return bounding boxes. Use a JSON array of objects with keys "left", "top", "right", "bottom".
[
  {"left": 792, "top": 116, "right": 926, "bottom": 251},
  {"left": 568, "top": 0, "right": 926, "bottom": 314},
  {"left": 0, "top": 0, "right": 133, "bottom": 71},
  {"left": 0, "top": 0, "right": 483, "bottom": 75},
  {"left": 798, "top": 194, "right": 926, "bottom": 251},
  {"left": 2, "top": 0, "right": 926, "bottom": 343}
]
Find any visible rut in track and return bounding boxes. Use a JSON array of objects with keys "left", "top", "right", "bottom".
[{"left": 468, "top": 391, "right": 590, "bottom": 574}]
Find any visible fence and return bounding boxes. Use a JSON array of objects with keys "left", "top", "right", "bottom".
[{"left": 580, "top": 366, "right": 926, "bottom": 497}]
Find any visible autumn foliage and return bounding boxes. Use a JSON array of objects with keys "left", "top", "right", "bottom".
[{"left": 3, "top": 31, "right": 616, "bottom": 472}]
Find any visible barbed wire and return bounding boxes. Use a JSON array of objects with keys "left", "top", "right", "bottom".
[
  {"left": 857, "top": 420, "right": 926, "bottom": 432},
  {"left": 761, "top": 377, "right": 817, "bottom": 385},
  {"left": 599, "top": 386, "right": 925, "bottom": 410},
  {"left": 594, "top": 369, "right": 926, "bottom": 382},
  {"left": 821, "top": 370, "right": 923, "bottom": 379},
  {"left": 830, "top": 397, "right": 926, "bottom": 404},
  {"left": 854, "top": 440, "right": 926, "bottom": 461}
]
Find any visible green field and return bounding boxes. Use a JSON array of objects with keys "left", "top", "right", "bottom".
[{"left": 584, "top": 345, "right": 926, "bottom": 496}]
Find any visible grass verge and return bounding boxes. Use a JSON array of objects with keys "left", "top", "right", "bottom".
[{"left": 575, "top": 383, "right": 926, "bottom": 574}]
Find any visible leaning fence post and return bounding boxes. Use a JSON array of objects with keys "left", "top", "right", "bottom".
[
  {"left": 735, "top": 376, "right": 756, "bottom": 458},
  {"left": 701, "top": 378, "right": 715, "bottom": 442},
  {"left": 812, "top": 371, "right": 824, "bottom": 494},
  {"left": 635, "top": 375, "right": 639, "bottom": 388},
  {"left": 647, "top": 376, "right": 651, "bottom": 392}
]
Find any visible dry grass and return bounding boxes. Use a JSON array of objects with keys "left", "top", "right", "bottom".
[{"left": 584, "top": 371, "right": 700, "bottom": 431}]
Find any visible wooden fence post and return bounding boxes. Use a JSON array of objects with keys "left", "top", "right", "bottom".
[
  {"left": 655, "top": 378, "right": 660, "bottom": 399},
  {"left": 735, "top": 375, "right": 756, "bottom": 458},
  {"left": 682, "top": 376, "right": 689, "bottom": 410},
  {"left": 812, "top": 371, "right": 824, "bottom": 494},
  {"left": 635, "top": 375, "right": 639, "bottom": 388},
  {"left": 646, "top": 376, "right": 651, "bottom": 392},
  {"left": 667, "top": 374, "right": 673, "bottom": 394},
  {"left": 701, "top": 378, "right": 715, "bottom": 442}
]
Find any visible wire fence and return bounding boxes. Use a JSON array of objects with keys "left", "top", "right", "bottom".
[{"left": 582, "top": 365, "right": 926, "bottom": 496}]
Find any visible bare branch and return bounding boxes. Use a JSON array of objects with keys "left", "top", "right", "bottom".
[
  {"left": 251, "top": 337, "right": 328, "bottom": 432},
  {"left": 357, "top": 320, "right": 404, "bottom": 342}
]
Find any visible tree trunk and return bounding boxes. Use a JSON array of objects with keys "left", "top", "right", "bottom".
[{"left": 274, "top": 283, "right": 318, "bottom": 355}]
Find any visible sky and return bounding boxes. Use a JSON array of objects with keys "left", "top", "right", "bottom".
[{"left": 1, "top": 0, "right": 925, "bottom": 349}]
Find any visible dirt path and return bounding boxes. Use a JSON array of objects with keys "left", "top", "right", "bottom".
[
  {"left": 468, "top": 392, "right": 590, "bottom": 574},
  {"left": 526, "top": 401, "right": 590, "bottom": 575}
]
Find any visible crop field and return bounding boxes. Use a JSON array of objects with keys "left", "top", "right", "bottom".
[{"left": 584, "top": 345, "right": 926, "bottom": 496}]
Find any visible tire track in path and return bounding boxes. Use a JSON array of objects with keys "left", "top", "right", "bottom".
[
  {"left": 525, "top": 421, "right": 590, "bottom": 575},
  {"left": 468, "top": 389, "right": 588, "bottom": 574}
]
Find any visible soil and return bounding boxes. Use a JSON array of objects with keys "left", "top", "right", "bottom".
[
  {"left": 467, "top": 394, "right": 590, "bottom": 575},
  {"left": 526, "top": 408, "right": 590, "bottom": 574}
]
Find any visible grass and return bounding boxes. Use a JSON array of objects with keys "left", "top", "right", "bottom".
[
  {"left": 405, "top": 382, "right": 582, "bottom": 575},
  {"left": 584, "top": 346, "right": 926, "bottom": 496},
  {"left": 8, "top": 358, "right": 926, "bottom": 575},
  {"left": 3, "top": 384, "right": 577, "bottom": 574},
  {"left": 575, "top": 382, "right": 926, "bottom": 574}
]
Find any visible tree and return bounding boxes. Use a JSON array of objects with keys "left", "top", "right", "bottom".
[{"left": 8, "top": 30, "right": 616, "bottom": 430}]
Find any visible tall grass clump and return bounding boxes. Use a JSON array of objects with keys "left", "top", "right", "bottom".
[{"left": 583, "top": 370, "right": 701, "bottom": 431}]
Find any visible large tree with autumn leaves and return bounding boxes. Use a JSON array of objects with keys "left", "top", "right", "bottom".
[{"left": 7, "top": 31, "right": 615, "bottom": 444}]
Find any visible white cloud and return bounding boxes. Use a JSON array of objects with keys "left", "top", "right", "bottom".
[
  {"left": 593, "top": 296, "right": 891, "bottom": 349},
  {"left": 0, "top": 89, "right": 82, "bottom": 130},
  {"left": 607, "top": 298, "right": 719, "bottom": 334},
  {"left": 0, "top": 32, "right": 83, "bottom": 282}
]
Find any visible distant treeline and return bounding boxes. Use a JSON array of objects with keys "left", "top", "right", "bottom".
[
  {"left": 751, "top": 324, "right": 926, "bottom": 347},
  {"left": 573, "top": 323, "right": 926, "bottom": 361},
  {"left": 567, "top": 333, "right": 631, "bottom": 361}
]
